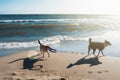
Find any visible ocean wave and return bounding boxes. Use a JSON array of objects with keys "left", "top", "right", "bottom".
[
  {"left": 0, "top": 18, "right": 115, "bottom": 23},
  {"left": 1, "top": 30, "right": 120, "bottom": 49},
  {"left": 0, "top": 34, "right": 105, "bottom": 49},
  {"left": 1, "top": 18, "right": 120, "bottom": 29}
]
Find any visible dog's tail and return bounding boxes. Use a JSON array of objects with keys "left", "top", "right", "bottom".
[
  {"left": 89, "top": 38, "right": 92, "bottom": 44},
  {"left": 49, "top": 48, "right": 57, "bottom": 53},
  {"left": 38, "top": 40, "right": 42, "bottom": 46},
  {"left": 46, "top": 46, "right": 57, "bottom": 53}
]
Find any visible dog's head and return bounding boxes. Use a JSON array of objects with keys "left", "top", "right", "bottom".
[{"left": 104, "top": 40, "right": 112, "bottom": 46}]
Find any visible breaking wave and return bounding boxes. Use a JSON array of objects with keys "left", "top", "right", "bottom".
[
  {"left": 0, "top": 33, "right": 109, "bottom": 49},
  {"left": 0, "top": 18, "right": 116, "bottom": 24},
  {"left": 0, "top": 35, "right": 90, "bottom": 49}
]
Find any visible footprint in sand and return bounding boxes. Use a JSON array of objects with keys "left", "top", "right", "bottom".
[
  {"left": 97, "top": 71, "right": 102, "bottom": 74},
  {"left": 104, "top": 70, "right": 109, "bottom": 72},
  {"left": 88, "top": 71, "right": 93, "bottom": 74},
  {"left": 97, "top": 70, "right": 109, "bottom": 74}
]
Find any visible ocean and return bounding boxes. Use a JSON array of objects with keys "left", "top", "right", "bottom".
[{"left": 0, "top": 14, "right": 120, "bottom": 57}]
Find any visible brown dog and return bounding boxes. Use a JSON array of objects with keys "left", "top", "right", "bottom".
[
  {"left": 38, "top": 40, "right": 52, "bottom": 58},
  {"left": 88, "top": 38, "right": 111, "bottom": 56}
]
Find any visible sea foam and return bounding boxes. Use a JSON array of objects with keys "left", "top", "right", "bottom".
[{"left": 0, "top": 34, "right": 105, "bottom": 49}]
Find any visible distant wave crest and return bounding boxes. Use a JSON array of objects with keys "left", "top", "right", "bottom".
[
  {"left": 1, "top": 18, "right": 120, "bottom": 30},
  {"left": 0, "top": 18, "right": 114, "bottom": 23}
]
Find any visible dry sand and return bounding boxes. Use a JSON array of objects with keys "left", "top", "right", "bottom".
[{"left": 0, "top": 50, "right": 120, "bottom": 80}]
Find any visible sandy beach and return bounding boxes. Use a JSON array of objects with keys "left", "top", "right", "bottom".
[
  {"left": 1, "top": 0, "right": 120, "bottom": 80},
  {"left": 0, "top": 50, "right": 120, "bottom": 80}
]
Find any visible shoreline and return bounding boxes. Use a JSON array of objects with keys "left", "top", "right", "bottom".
[{"left": 0, "top": 50, "right": 120, "bottom": 80}]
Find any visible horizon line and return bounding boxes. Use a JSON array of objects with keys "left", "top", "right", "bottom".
[{"left": 0, "top": 13, "right": 120, "bottom": 16}]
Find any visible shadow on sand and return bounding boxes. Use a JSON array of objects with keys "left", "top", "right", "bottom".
[
  {"left": 9, "top": 57, "right": 46, "bottom": 70},
  {"left": 67, "top": 55, "right": 102, "bottom": 69}
]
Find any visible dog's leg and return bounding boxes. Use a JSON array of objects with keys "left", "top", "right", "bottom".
[
  {"left": 40, "top": 47, "right": 43, "bottom": 54},
  {"left": 40, "top": 49, "right": 43, "bottom": 57},
  {"left": 47, "top": 51, "right": 50, "bottom": 57},
  {"left": 101, "top": 50, "right": 105, "bottom": 56},
  {"left": 88, "top": 47, "right": 90, "bottom": 55},
  {"left": 41, "top": 49, "right": 45, "bottom": 58},
  {"left": 42, "top": 52, "right": 45, "bottom": 58},
  {"left": 97, "top": 50, "right": 100, "bottom": 56},
  {"left": 40, "top": 49, "right": 42, "bottom": 54},
  {"left": 93, "top": 49, "right": 96, "bottom": 56}
]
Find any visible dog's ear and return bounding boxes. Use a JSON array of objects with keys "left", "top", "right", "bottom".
[
  {"left": 105, "top": 40, "right": 107, "bottom": 42},
  {"left": 89, "top": 38, "right": 92, "bottom": 40},
  {"left": 89, "top": 38, "right": 92, "bottom": 42},
  {"left": 105, "top": 40, "right": 112, "bottom": 45}
]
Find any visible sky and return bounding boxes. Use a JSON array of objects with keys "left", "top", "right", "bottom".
[{"left": 0, "top": 0, "right": 120, "bottom": 14}]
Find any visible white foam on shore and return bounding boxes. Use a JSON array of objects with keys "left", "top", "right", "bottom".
[
  {"left": 0, "top": 35, "right": 89, "bottom": 49},
  {"left": 0, "top": 34, "right": 107, "bottom": 49}
]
